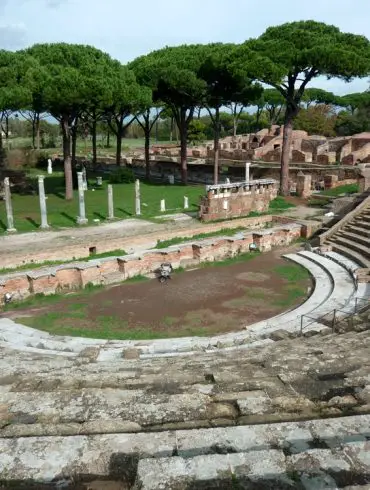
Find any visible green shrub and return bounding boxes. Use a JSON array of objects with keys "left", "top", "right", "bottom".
[{"left": 109, "top": 167, "right": 135, "bottom": 184}]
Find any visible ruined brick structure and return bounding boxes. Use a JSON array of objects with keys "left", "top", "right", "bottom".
[
  {"left": 199, "top": 179, "right": 278, "bottom": 221},
  {"left": 147, "top": 128, "right": 370, "bottom": 166}
]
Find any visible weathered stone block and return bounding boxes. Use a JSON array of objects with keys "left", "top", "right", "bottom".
[{"left": 55, "top": 268, "right": 82, "bottom": 291}]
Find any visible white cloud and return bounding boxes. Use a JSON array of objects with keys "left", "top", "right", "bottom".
[{"left": 1, "top": 0, "right": 369, "bottom": 94}]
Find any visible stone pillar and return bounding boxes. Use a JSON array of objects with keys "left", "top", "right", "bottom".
[
  {"left": 184, "top": 196, "right": 189, "bottom": 210},
  {"left": 38, "top": 175, "right": 49, "bottom": 229},
  {"left": 296, "top": 172, "right": 312, "bottom": 198},
  {"left": 358, "top": 167, "right": 370, "bottom": 192},
  {"left": 324, "top": 174, "right": 338, "bottom": 190},
  {"left": 245, "top": 162, "right": 251, "bottom": 183},
  {"left": 135, "top": 179, "right": 141, "bottom": 216},
  {"left": 107, "top": 184, "right": 114, "bottom": 220},
  {"left": 3, "top": 178, "right": 16, "bottom": 232},
  {"left": 160, "top": 199, "right": 166, "bottom": 212},
  {"left": 82, "top": 167, "right": 88, "bottom": 191},
  {"left": 47, "top": 158, "right": 53, "bottom": 175},
  {"left": 77, "top": 172, "right": 88, "bottom": 225}
]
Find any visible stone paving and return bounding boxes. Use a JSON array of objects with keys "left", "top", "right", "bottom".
[{"left": 0, "top": 327, "right": 370, "bottom": 487}]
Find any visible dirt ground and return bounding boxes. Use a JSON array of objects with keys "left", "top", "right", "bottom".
[{"left": 11, "top": 248, "right": 311, "bottom": 339}]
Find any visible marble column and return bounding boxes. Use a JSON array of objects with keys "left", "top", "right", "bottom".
[
  {"left": 77, "top": 172, "right": 88, "bottom": 225},
  {"left": 107, "top": 184, "right": 114, "bottom": 220},
  {"left": 184, "top": 196, "right": 189, "bottom": 210},
  {"left": 160, "top": 199, "right": 166, "bottom": 212},
  {"left": 245, "top": 162, "right": 251, "bottom": 183},
  {"left": 3, "top": 178, "right": 16, "bottom": 232},
  {"left": 38, "top": 175, "right": 49, "bottom": 229},
  {"left": 47, "top": 158, "right": 53, "bottom": 175},
  {"left": 135, "top": 179, "right": 141, "bottom": 216}
]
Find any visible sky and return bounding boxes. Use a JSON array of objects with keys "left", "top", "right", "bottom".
[{"left": 1, "top": 0, "right": 370, "bottom": 95}]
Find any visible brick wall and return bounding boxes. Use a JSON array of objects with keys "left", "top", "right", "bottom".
[
  {"left": 0, "top": 224, "right": 302, "bottom": 304},
  {"left": 199, "top": 183, "right": 278, "bottom": 222}
]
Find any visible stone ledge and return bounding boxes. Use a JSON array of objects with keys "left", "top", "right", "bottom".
[{"left": 0, "top": 415, "right": 369, "bottom": 487}]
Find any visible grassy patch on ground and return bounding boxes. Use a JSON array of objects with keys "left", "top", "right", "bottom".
[
  {"left": 268, "top": 196, "right": 296, "bottom": 211},
  {"left": 320, "top": 183, "right": 359, "bottom": 197},
  {"left": 3, "top": 274, "right": 150, "bottom": 312},
  {"left": 307, "top": 197, "right": 331, "bottom": 208},
  {"left": 272, "top": 285, "right": 307, "bottom": 308},
  {"left": 0, "top": 174, "right": 203, "bottom": 233},
  {"left": 274, "top": 263, "right": 310, "bottom": 282},
  {"left": 17, "top": 312, "right": 212, "bottom": 340},
  {"left": 155, "top": 227, "right": 245, "bottom": 249},
  {"left": 200, "top": 251, "right": 262, "bottom": 268},
  {"left": 270, "top": 263, "right": 310, "bottom": 308}
]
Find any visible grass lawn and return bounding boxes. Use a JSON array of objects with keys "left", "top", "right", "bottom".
[
  {"left": 0, "top": 166, "right": 295, "bottom": 234},
  {"left": 0, "top": 172, "right": 203, "bottom": 233},
  {"left": 320, "top": 183, "right": 359, "bottom": 197}
]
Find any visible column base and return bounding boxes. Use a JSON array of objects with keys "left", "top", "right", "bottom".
[
  {"left": 107, "top": 216, "right": 115, "bottom": 220},
  {"left": 40, "top": 224, "right": 50, "bottom": 229},
  {"left": 6, "top": 228, "right": 17, "bottom": 233},
  {"left": 77, "top": 218, "right": 88, "bottom": 225}
]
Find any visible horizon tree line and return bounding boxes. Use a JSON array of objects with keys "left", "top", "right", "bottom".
[{"left": 1, "top": 20, "right": 370, "bottom": 199}]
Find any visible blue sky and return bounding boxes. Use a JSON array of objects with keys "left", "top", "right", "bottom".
[{"left": 1, "top": 0, "right": 369, "bottom": 95}]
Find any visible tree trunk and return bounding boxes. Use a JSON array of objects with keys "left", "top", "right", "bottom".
[
  {"left": 5, "top": 115, "right": 9, "bottom": 149},
  {"left": 169, "top": 117, "right": 173, "bottom": 142},
  {"left": 179, "top": 109, "right": 188, "bottom": 185},
  {"left": 213, "top": 106, "right": 220, "bottom": 185},
  {"left": 145, "top": 127, "right": 150, "bottom": 180},
  {"left": 255, "top": 109, "right": 261, "bottom": 132},
  {"left": 61, "top": 115, "right": 73, "bottom": 201},
  {"left": 36, "top": 114, "right": 40, "bottom": 150},
  {"left": 233, "top": 118, "right": 237, "bottom": 138},
  {"left": 92, "top": 118, "right": 97, "bottom": 167},
  {"left": 116, "top": 130, "right": 122, "bottom": 166},
  {"left": 71, "top": 126, "right": 78, "bottom": 167},
  {"left": 107, "top": 129, "right": 110, "bottom": 148},
  {"left": 280, "top": 108, "right": 294, "bottom": 196},
  {"left": 155, "top": 119, "right": 158, "bottom": 143},
  {"left": 32, "top": 118, "right": 36, "bottom": 149}
]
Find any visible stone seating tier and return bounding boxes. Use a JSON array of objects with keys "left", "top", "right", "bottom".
[{"left": 1, "top": 328, "right": 370, "bottom": 487}]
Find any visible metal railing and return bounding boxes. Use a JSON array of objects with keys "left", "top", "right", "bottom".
[{"left": 300, "top": 297, "right": 369, "bottom": 336}]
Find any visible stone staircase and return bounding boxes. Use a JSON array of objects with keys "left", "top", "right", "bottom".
[{"left": 319, "top": 194, "right": 370, "bottom": 270}]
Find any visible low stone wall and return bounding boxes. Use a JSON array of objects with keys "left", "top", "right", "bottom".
[
  {"left": 1, "top": 215, "right": 274, "bottom": 270},
  {"left": 324, "top": 175, "right": 358, "bottom": 189},
  {"left": 0, "top": 224, "right": 302, "bottom": 304},
  {"left": 272, "top": 215, "right": 321, "bottom": 238}
]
